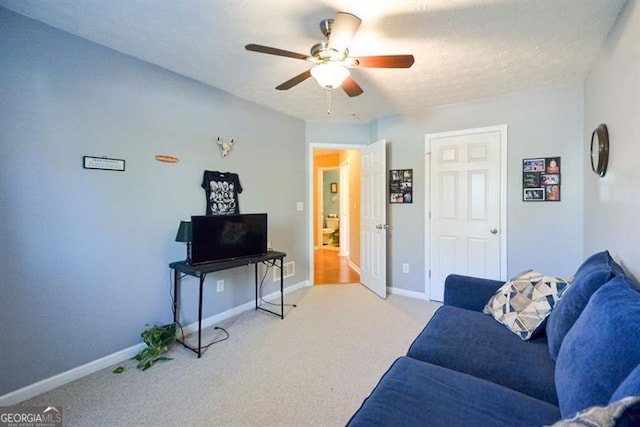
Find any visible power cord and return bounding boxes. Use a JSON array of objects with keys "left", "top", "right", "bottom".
[
  {"left": 258, "top": 260, "right": 297, "bottom": 308},
  {"left": 173, "top": 320, "right": 230, "bottom": 350},
  {"left": 169, "top": 268, "right": 230, "bottom": 350},
  {"left": 194, "top": 326, "right": 229, "bottom": 349}
]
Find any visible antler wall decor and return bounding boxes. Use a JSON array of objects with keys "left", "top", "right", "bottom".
[{"left": 217, "top": 137, "right": 235, "bottom": 158}]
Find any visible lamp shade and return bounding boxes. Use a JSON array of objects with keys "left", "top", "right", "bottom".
[
  {"left": 310, "top": 63, "right": 350, "bottom": 89},
  {"left": 175, "top": 221, "right": 192, "bottom": 243}
]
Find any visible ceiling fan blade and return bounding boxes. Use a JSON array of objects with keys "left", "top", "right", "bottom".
[
  {"left": 328, "top": 12, "right": 362, "bottom": 54},
  {"left": 276, "top": 69, "right": 312, "bottom": 90},
  {"left": 353, "top": 55, "right": 415, "bottom": 68},
  {"left": 245, "top": 44, "right": 308, "bottom": 61},
  {"left": 341, "top": 76, "right": 364, "bottom": 97}
]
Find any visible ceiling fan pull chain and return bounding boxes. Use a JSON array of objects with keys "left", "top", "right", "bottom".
[{"left": 326, "top": 88, "right": 332, "bottom": 115}]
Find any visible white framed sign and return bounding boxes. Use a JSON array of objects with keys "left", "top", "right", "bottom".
[{"left": 83, "top": 156, "right": 125, "bottom": 172}]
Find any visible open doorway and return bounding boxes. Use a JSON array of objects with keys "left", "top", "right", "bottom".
[{"left": 310, "top": 146, "right": 362, "bottom": 285}]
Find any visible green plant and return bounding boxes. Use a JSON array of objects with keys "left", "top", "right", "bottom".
[{"left": 134, "top": 322, "right": 178, "bottom": 371}]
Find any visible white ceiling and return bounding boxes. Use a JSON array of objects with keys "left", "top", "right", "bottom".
[{"left": 0, "top": 0, "right": 626, "bottom": 124}]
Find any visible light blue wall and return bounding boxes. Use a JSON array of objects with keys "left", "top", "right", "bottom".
[
  {"left": 305, "top": 122, "right": 370, "bottom": 145},
  {"left": 0, "top": 9, "right": 306, "bottom": 396},
  {"left": 374, "top": 84, "right": 585, "bottom": 293},
  {"left": 583, "top": 0, "right": 639, "bottom": 279}
]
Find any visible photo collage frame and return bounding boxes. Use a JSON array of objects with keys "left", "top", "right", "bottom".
[
  {"left": 522, "top": 157, "right": 561, "bottom": 201},
  {"left": 389, "top": 169, "right": 413, "bottom": 204}
]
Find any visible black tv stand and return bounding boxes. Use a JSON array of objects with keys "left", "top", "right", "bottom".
[{"left": 169, "top": 251, "right": 286, "bottom": 357}]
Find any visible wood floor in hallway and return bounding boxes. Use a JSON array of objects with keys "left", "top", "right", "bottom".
[{"left": 314, "top": 248, "right": 360, "bottom": 285}]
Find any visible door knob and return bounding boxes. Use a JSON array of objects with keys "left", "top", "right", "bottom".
[
  {"left": 376, "top": 224, "right": 389, "bottom": 230},
  {"left": 490, "top": 228, "right": 498, "bottom": 234}
]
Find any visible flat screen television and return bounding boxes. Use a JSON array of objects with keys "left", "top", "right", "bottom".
[{"left": 190, "top": 213, "right": 267, "bottom": 264}]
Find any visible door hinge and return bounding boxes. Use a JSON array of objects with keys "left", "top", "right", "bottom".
[{"left": 428, "top": 269, "right": 431, "bottom": 278}]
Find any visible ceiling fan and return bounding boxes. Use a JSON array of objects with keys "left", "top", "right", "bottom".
[{"left": 245, "top": 12, "right": 414, "bottom": 98}]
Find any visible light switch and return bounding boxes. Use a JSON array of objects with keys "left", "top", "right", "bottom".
[{"left": 296, "top": 202, "right": 304, "bottom": 212}]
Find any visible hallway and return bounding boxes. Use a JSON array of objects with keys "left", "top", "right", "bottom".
[{"left": 314, "top": 249, "right": 360, "bottom": 285}]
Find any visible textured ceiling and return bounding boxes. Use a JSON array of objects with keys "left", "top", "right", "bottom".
[{"left": 0, "top": 0, "right": 626, "bottom": 124}]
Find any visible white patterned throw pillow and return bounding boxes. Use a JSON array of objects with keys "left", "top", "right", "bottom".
[
  {"left": 483, "top": 270, "right": 573, "bottom": 340},
  {"left": 548, "top": 396, "right": 640, "bottom": 427}
]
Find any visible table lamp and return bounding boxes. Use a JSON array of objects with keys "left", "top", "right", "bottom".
[{"left": 175, "top": 221, "right": 192, "bottom": 264}]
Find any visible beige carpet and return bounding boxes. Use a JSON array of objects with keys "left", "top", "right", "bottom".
[{"left": 23, "top": 285, "right": 441, "bottom": 426}]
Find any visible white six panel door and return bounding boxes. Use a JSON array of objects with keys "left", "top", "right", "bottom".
[
  {"left": 427, "top": 127, "right": 505, "bottom": 301},
  {"left": 361, "top": 139, "right": 387, "bottom": 299}
]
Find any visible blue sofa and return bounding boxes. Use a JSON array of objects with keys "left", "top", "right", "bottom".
[{"left": 348, "top": 251, "right": 640, "bottom": 426}]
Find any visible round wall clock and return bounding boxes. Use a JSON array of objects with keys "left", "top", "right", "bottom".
[{"left": 590, "top": 124, "right": 609, "bottom": 177}]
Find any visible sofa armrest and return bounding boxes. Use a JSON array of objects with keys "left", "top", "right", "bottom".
[{"left": 443, "top": 274, "right": 505, "bottom": 312}]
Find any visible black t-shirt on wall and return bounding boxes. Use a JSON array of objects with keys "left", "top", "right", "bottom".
[{"left": 202, "top": 170, "right": 242, "bottom": 215}]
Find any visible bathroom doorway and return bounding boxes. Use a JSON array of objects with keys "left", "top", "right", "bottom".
[
  {"left": 319, "top": 167, "right": 340, "bottom": 250},
  {"left": 311, "top": 147, "right": 361, "bottom": 285}
]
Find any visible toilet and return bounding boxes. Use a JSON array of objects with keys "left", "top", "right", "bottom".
[{"left": 322, "top": 216, "right": 340, "bottom": 245}]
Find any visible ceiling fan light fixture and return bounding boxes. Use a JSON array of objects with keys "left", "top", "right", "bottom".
[{"left": 310, "top": 63, "right": 349, "bottom": 89}]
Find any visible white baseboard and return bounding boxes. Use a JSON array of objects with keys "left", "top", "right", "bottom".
[
  {"left": 0, "top": 280, "right": 310, "bottom": 406},
  {"left": 0, "top": 343, "right": 145, "bottom": 406},
  {"left": 387, "top": 286, "right": 429, "bottom": 300},
  {"left": 347, "top": 259, "right": 361, "bottom": 275}
]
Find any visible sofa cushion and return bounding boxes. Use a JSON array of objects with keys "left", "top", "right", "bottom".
[
  {"left": 483, "top": 270, "right": 572, "bottom": 340},
  {"left": 555, "top": 275, "right": 640, "bottom": 418},
  {"left": 611, "top": 363, "right": 640, "bottom": 402},
  {"left": 347, "top": 357, "right": 561, "bottom": 427},
  {"left": 407, "top": 305, "right": 558, "bottom": 404},
  {"left": 546, "top": 250, "right": 623, "bottom": 362},
  {"left": 444, "top": 274, "right": 506, "bottom": 312}
]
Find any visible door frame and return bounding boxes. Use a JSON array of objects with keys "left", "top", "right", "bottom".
[
  {"left": 339, "top": 159, "right": 350, "bottom": 257},
  {"left": 424, "top": 125, "right": 508, "bottom": 299},
  {"left": 308, "top": 142, "right": 364, "bottom": 285}
]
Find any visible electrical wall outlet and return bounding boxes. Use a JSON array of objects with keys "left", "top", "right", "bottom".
[
  {"left": 216, "top": 279, "right": 224, "bottom": 292},
  {"left": 402, "top": 263, "right": 410, "bottom": 273}
]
